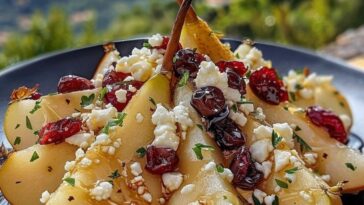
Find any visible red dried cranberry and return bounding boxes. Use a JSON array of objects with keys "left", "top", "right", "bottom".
[
  {"left": 102, "top": 70, "right": 130, "bottom": 87},
  {"left": 191, "top": 86, "right": 225, "bottom": 118},
  {"left": 209, "top": 112, "right": 246, "bottom": 150},
  {"left": 230, "top": 147, "right": 264, "bottom": 189},
  {"left": 145, "top": 146, "right": 179, "bottom": 174},
  {"left": 306, "top": 106, "right": 347, "bottom": 143},
  {"left": 216, "top": 61, "right": 247, "bottom": 76},
  {"left": 30, "top": 92, "right": 42, "bottom": 100},
  {"left": 39, "top": 118, "right": 82, "bottom": 145},
  {"left": 57, "top": 75, "right": 95, "bottom": 93},
  {"left": 152, "top": 36, "right": 182, "bottom": 50},
  {"left": 249, "top": 67, "right": 288, "bottom": 105},
  {"left": 104, "top": 81, "right": 143, "bottom": 112},
  {"left": 226, "top": 68, "right": 246, "bottom": 95},
  {"left": 173, "top": 49, "right": 206, "bottom": 78}
]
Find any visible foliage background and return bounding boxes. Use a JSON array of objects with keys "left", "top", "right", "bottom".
[{"left": 0, "top": 0, "right": 363, "bottom": 69}]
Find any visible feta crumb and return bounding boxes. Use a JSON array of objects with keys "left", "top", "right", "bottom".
[
  {"left": 135, "top": 113, "right": 144, "bottom": 123},
  {"left": 321, "top": 174, "right": 331, "bottom": 182},
  {"left": 90, "top": 181, "right": 113, "bottom": 201},
  {"left": 64, "top": 161, "right": 76, "bottom": 171},
  {"left": 180, "top": 184, "right": 195, "bottom": 194},
  {"left": 86, "top": 107, "right": 118, "bottom": 131},
  {"left": 255, "top": 161, "right": 272, "bottom": 179},
  {"left": 339, "top": 114, "right": 351, "bottom": 130},
  {"left": 93, "top": 133, "right": 110, "bottom": 146},
  {"left": 142, "top": 192, "right": 153, "bottom": 203},
  {"left": 115, "top": 88, "right": 127, "bottom": 103},
  {"left": 285, "top": 172, "right": 296, "bottom": 183},
  {"left": 80, "top": 157, "right": 92, "bottom": 168},
  {"left": 162, "top": 172, "right": 184, "bottom": 192},
  {"left": 130, "top": 162, "right": 143, "bottom": 176},
  {"left": 75, "top": 148, "right": 85, "bottom": 160},
  {"left": 220, "top": 168, "right": 234, "bottom": 183},
  {"left": 229, "top": 111, "right": 248, "bottom": 127},
  {"left": 250, "top": 139, "right": 273, "bottom": 163},
  {"left": 274, "top": 186, "right": 281, "bottom": 193},
  {"left": 273, "top": 123, "right": 294, "bottom": 148},
  {"left": 65, "top": 132, "right": 94, "bottom": 148},
  {"left": 255, "top": 107, "right": 266, "bottom": 121},
  {"left": 299, "top": 191, "right": 313, "bottom": 202},
  {"left": 92, "top": 74, "right": 104, "bottom": 88},
  {"left": 40, "top": 190, "right": 50, "bottom": 204},
  {"left": 128, "top": 84, "right": 137, "bottom": 93},
  {"left": 303, "top": 152, "right": 318, "bottom": 165},
  {"left": 239, "top": 103, "right": 254, "bottom": 115},
  {"left": 274, "top": 150, "right": 291, "bottom": 172},
  {"left": 203, "top": 161, "right": 216, "bottom": 172},
  {"left": 148, "top": 33, "right": 164, "bottom": 47},
  {"left": 124, "top": 76, "right": 135, "bottom": 81},
  {"left": 253, "top": 189, "right": 267, "bottom": 204},
  {"left": 130, "top": 61, "right": 153, "bottom": 82},
  {"left": 299, "top": 88, "right": 314, "bottom": 99},
  {"left": 264, "top": 195, "right": 276, "bottom": 205},
  {"left": 173, "top": 102, "right": 193, "bottom": 131},
  {"left": 108, "top": 146, "right": 116, "bottom": 155},
  {"left": 253, "top": 125, "right": 273, "bottom": 141}
]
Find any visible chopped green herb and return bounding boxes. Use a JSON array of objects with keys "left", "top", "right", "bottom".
[
  {"left": 30, "top": 100, "right": 42, "bottom": 114},
  {"left": 295, "top": 84, "right": 303, "bottom": 90},
  {"left": 14, "top": 137, "right": 21, "bottom": 145},
  {"left": 192, "top": 143, "right": 214, "bottom": 160},
  {"left": 33, "top": 130, "right": 39, "bottom": 136},
  {"left": 15, "top": 124, "right": 20, "bottom": 129},
  {"left": 30, "top": 151, "right": 39, "bottom": 162},
  {"left": 272, "top": 130, "right": 282, "bottom": 148},
  {"left": 99, "top": 87, "right": 108, "bottom": 101},
  {"left": 285, "top": 167, "right": 299, "bottom": 174},
  {"left": 293, "top": 132, "right": 312, "bottom": 152},
  {"left": 252, "top": 194, "right": 261, "bottom": 205},
  {"left": 172, "top": 56, "right": 177, "bottom": 63},
  {"left": 237, "top": 100, "right": 253, "bottom": 105},
  {"left": 143, "top": 42, "right": 152, "bottom": 48},
  {"left": 149, "top": 97, "right": 156, "bottom": 107},
  {"left": 275, "top": 179, "right": 288, "bottom": 189},
  {"left": 245, "top": 70, "right": 252, "bottom": 78},
  {"left": 64, "top": 177, "right": 75, "bottom": 186},
  {"left": 80, "top": 94, "right": 95, "bottom": 107},
  {"left": 136, "top": 147, "right": 147, "bottom": 158},
  {"left": 339, "top": 102, "right": 345, "bottom": 107},
  {"left": 345, "top": 163, "right": 356, "bottom": 171},
  {"left": 235, "top": 53, "right": 240, "bottom": 59},
  {"left": 273, "top": 195, "right": 279, "bottom": 205},
  {"left": 294, "top": 69, "right": 304, "bottom": 74},
  {"left": 289, "top": 92, "right": 296, "bottom": 102},
  {"left": 294, "top": 126, "right": 302, "bottom": 132},
  {"left": 283, "top": 106, "right": 289, "bottom": 111},
  {"left": 333, "top": 91, "right": 339, "bottom": 95},
  {"left": 231, "top": 103, "right": 238, "bottom": 113},
  {"left": 216, "top": 164, "right": 224, "bottom": 173},
  {"left": 178, "top": 71, "right": 190, "bottom": 87},
  {"left": 196, "top": 124, "right": 204, "bottom": 131},
  {"left": 26, "top": 116, "right": 32, "bottom": 130},
  {"left": 109, "top": 170, "right": 121, "bottom": 179},
  {"left": 102, "top": 113, "right": 127, "bottom": 134},
  {"left": 223, "top": 195, "right": 228, "bottom": 200}
]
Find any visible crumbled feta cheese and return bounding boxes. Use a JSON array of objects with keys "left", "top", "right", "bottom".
[
  {"left": 65, "top": 132, "right": 94, "bottom": 148},
  {"left": 220, "top": 168, "right": 234, "bottom": 183},
  {"left": 173, "top": 102, "right": 193, "bottom": 131},
  {"left": 151, "top": 132, "right": 180, "bottom": 151},
  {"left": 273, "top": 123, "right": 294, "bottom": 148},
  {"left": 86, "top": 107, "right": 118, "bottom": 131},
  {"left": 181, "top": 184, "right": 195, "bottom": 194},
  {"left": 229, "top": 111, "right": 247, "bottom": 127},
  {"left": 162, "top": 172, "right": 184, "bottom": 192},
  {"left": 264, "top": 195, "right": 276, "bottom": 205},
  {"left": 148, "top": 33, "right": 164, "bottom": 47},
  {"left": 250, "top": 139, "right": 273, "bottom": 163},
  {"left": 40, "top": 190, "right": 50, "bottom": 204},
  {"left": 274, "top": 186, "right": 281, "bottom": 193},
  {"left": 115, "top": 88, "right": 127, "bottom": 103},
  {"left": 255, "top": 107, "right": 266, "bottom": 121},
  {"left": 253, "top": 125, "right": 273, "bottom": 141},
  {"left": 83, "top": 104, "right": 94, "bottom": 110},
  {"left": 203, "top": 161, "right": 216, "bottom": 172},
  {"left": 289, "top": 155, "right": 303, "bottom": 167},
  {"left": 93, "top": 133, "right": 110, "bottom": 146},
  {"left": 299, "top": 88, "right": 314, "bottom": 99},
  {"left": 187, "top": 201, "right": 200, "bottom": 205},
  {"left": 299, "top": 191, "right": 313, "bottom": 203},
  {"left": 124, "top": 76, "right": 135, "bottom": 81},
  {"left": 142, "top": 193, "right": 152, "bottom": 203},
  {"left": 64, "top": 161, "right": 76, "bottom": 171},
  {"left": 253, "top": 189, "right": 267, "bottom": 204},
  {"left": 130, "top": 61, "right": 153, "bottom": 82},
  {"left": 80, "top": 157, "right": 92, "bottom": 168},
  {"left": 285, "top": 172, "right": 296, "bottom": 183},
  {"left": 107, "top": 146, "right": 116, "bottom": 155},
  {"left": 92, "top": 74, "right": 104, "bottom": 88},
  {"left": 339, "top": 114, "right": 351, "bottom": 130},
  {"left": 239, "top": 103, "right": 254, "bottom": 115},
  {"left": 321, "top": 174, "right": 331, "bottom": 182},
  {"left": 136, "top": 113, "right": 144, "bottom": 123},
  {"left": 90, "top": 181, "right": 113, "bottom": 201},
  {"left": 274, "top": 150, "right": 291, "bottom": 172},
  {"left": 75, "top": 148, "right": 85, "bottom": 160},
  {"left": 128, "top": 84, "right": 137, "bottom": 93},
  {"left": 130, "top": 162, "right": 143, "bottom": 176},
  {"left": 255, "top": 161, "right": 272, "bottom": 179},
  {"left": 303, "top": 152, "right": 318, "bottom": 165}
]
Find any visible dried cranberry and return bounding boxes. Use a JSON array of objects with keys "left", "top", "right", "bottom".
[
  {"left": 57, "top": 75, "right": 95, "bottom": 93},
  {"left": 216, "top": 61, "right": 247, "bottom": 76},
  {"left": 173, "top": 49, "right": 206, "bottom": 78},
  {"left": 152, "top": 36, "right": 182, "bottom": 50},
  {"left": 230, "top": 147, "right": 263, "bottom": 190},
  {"left": 145, "top": 146, "right": 179, "bottom": 174},
  {"left": 226, "top": 68, "right": 246, "bottom": 95},
  {"left": 39, "top": 118, "right": 82, "bottom": 145},
  {"left": 104, "top": 81, "right": 143, "bottom": 112},
  {"left": 30, "top": 92, "right": 42, "bottom": 100},
  {"left": 102, "top": 70, "right": 130, "bottom": 87},
  {"left": 191, "top": 86, "right": 226, "bottom": 118},
  {"left": 209, "top": 113, "right": 246, "bottom": 150},
  {"left": 306, "top": 106, "right": 347, "bottom": 143},
  {"left": 248, "top": 67, "right": 288, "bottom": 105}
]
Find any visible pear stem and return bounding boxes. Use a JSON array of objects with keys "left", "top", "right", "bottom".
[{"left": 161, "top": 0, "right": 192, "bottom": 74}]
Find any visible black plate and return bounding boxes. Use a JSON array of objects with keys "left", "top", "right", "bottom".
[{"left": 0, "top": 39, "right": 363, "bottom": 204}]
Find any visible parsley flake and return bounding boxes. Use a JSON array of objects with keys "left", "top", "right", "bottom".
[
  {"left": 216, "top": 164, "right": 224, "bottom": 173},
  {"left": 285, "top": 167, "right": 299, "bottom": 174},
  {"left": 109, "top": 170, "right": 121, "bottom": 179},
  {"left": 102, "top": 113, "right": 127, "bottom": 134},
  {"left": 15, "top": 124, "right": 20, "bottom": 129},
  {"left": 25, "top": 116, "right": 32, "bottom": 130},
  {"left": 178, "top": 71, "right": 190, "bottom": 87},
  {"left": 80, "top": 94, "right": 95, "bottom": 107},
  {"left": 99, "top": 87, "right": 108, "bottom": 101},
  {"left": 149, "top": 97, "right": 156, "bottom": 107},
  {"left": 192, "top": 143, "right": 214, "bottom": 160},
  {"left": 235, "top": 53, "right": 240, "bottom": 59},
  {"left": 136, "top": 147, "right": 147, "bottom": 158},
  {"left": 14, "top": 136, "right": 21, "bottom": 145},
  {"left": 143, "top": 42, "right": 152, "bottom": 48},
  {"left": 273, "top": 195, "right": 279, "bottom": 205},
  {"left": 231, "top": 103, "right": 238, "bottom": 113},
  {"left": 272, "top": 130, "right": 282, "bottom": 148},
  {"left": 289, "top": 92, "right": 296, "bottom": 102},
  {"left": 196, "top": 124, "right": 204, "bottom": 131},
  {"left": 30, "top": 100, "right": 42, "bottom": 114},
  {"left": 345, "top": 163, "right": 356, "bottom": 171},
  {"left": 33, "top": 130, "right": 39, "bottom": 136},
  {"left": 252, "top": 194, "right": 261, "bottom": 205},
  {"left": 275, "top": 179, "right": 288, "bottom": 189},
  {"left": 294, "top": 126, "right": 302, "bottom": 132},
  {"left": 245, "top": 70, "right": 252, "bottom": 78},
  {"left": 293, "top": 132, "right": 312, "bottom": 152},
  {"left": 64, "top": 177, "right": 75, "bottom": 186},
  {"left": 30, "top": 151, "right": 39, "bottom": 162}
]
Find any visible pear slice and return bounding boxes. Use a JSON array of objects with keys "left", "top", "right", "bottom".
[
  {"left": 0, "top": 143, "right": 77, "bottom": 205},
  {"left": 92, "top": 43, "right": 119, "bottom": 80},
  {"left": 168, "top": 84, "right": 244, "bottom": 204},
  {"left": 246, "top": 86, "right": 364, "bottom": 192},
  {"left": 47, "top": 74, "right": 171, "bottom": 204}
]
